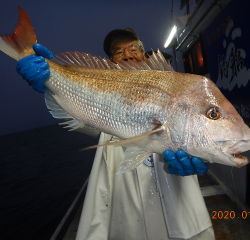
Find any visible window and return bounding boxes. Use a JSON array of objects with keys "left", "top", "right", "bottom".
[{"left": 182, "top": 35, "right": 208, "bottom": 75}]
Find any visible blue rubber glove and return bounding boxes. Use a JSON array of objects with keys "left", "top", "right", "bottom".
[
  {"left": 163, "top": 150, "right": 209, "bottom": 176},
  {"left": 16, "top": 43, "right": 54, "bottom": 93}
]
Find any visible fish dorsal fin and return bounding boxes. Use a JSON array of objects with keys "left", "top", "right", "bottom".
[
  {"left": 146, "top": 49, "right": 174, "bottom": 71},
  {"left": 44, "top": 90, "right": 100, "bottom": 137},
  {"left": 52, "top": 49, "right": 174, "bottom": 72},
  {"left": 52, "top": 52, "right": 122, "bottom": 70}
]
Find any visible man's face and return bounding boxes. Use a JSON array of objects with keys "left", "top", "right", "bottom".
[{"left": 111, "top": 40, "right": 145, "bottom": 63}]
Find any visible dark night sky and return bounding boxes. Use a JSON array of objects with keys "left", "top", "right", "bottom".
[{"left": 0, "top": 0, "right": 185, "bottom": 135}]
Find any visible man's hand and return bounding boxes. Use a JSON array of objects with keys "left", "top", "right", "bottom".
[
  {"left": 16, "top": 43, "right": 54, "bottom": 93},
  {"left": 163, "top": 150, "right": 209, "bottom": 176}
]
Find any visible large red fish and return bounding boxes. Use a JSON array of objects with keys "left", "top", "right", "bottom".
[{"left": 1, "top": 7, "right": 250, "bottom": 173}]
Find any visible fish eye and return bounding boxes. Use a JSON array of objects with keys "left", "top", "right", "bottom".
[{"left": 206, "top": 107, "right": 220, "bottom": 120}]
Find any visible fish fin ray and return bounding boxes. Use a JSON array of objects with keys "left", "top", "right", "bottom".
[
  {"left": 149, "top": 49, "right": 164, "bottom": 70},
  {"left": 44, "top": 90, "right": 100, "bottom": 137},
  {"left": 44, "top": 91, "right": 72, "bottom": 119},
  {"left": 53, "top": 52, "right": 121, "bottom": 70},
  {"left": 156, "top": 49, "right": 175, "bottom": 71},
  {"left": 52, "top": 50, "right": 173, "bottom": 72},
  {"left": 81, "top": 125, "right": 164, "bottom": 151},
  {"left": 117, "top": 148, "right": 152, "bottom": 173}
]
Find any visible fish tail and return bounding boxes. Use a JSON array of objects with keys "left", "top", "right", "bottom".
[{"left": 0, "top": 7, "right": 37, "bottom": 61}]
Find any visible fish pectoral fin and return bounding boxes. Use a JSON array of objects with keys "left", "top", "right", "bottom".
[
  {"left": 81, "top": 125, "right": 164, "bottom": 151},
  {"left": 118, "top": 147, "right": 152, "bottom": 174},
  {"left": 45, "top": 90, "right": 100, "bottom": 137},
  {"left": 45, "top": 90, "right": 74, "bottom": 119}
]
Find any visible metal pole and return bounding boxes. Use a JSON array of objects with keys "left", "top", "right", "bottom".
[
  {"left": 176, "top": 0, "right": 220, "bottom": 51},
  {"left": 186, "top": 0, "right": 190, "bottom": 16},
  {"left": 172, "top": 47, "right": 179, "bottom": 72}
]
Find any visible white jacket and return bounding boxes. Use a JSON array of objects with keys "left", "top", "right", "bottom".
[{"left": 76, "top": 133, "right": 215, "bottom": 240}]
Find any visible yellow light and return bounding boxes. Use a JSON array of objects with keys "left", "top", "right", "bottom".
[{"left": 164, "top": 25, "right": 177, "bottom": 48}]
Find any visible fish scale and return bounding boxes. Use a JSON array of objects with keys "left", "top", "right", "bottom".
[{"left": 47, "top": 63, "right": 169, "bottom": 140}]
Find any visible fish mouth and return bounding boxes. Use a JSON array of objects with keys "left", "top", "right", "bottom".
[
  {"left": 217, "top": 140, "right": 250, "bottom": 167},
  {"left": 229, "top": 153, "right": 248, "bottom": 167}
]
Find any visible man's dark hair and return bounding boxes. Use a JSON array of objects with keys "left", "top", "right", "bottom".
[{"left": 103, "top": 28, "right": 145, "bottom": 58}]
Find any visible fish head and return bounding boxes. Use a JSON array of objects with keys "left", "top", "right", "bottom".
[{"left": 183, "top": 77, "right": 250, "bottom": 167}]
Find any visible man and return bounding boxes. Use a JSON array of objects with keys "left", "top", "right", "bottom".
[
  {"left": 104, "top": 28, "right": 146, "bottom": 63},
  {"left": 16, "top": 29, "right": 214, "bottom": 239}
]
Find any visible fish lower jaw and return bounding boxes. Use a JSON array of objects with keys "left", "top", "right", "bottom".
[
  {"left": 216, "top": 139, "right": 250, "bottom": 167},
  {"left": 228, "top": 152, "right": 249, "bottom": 167}
]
